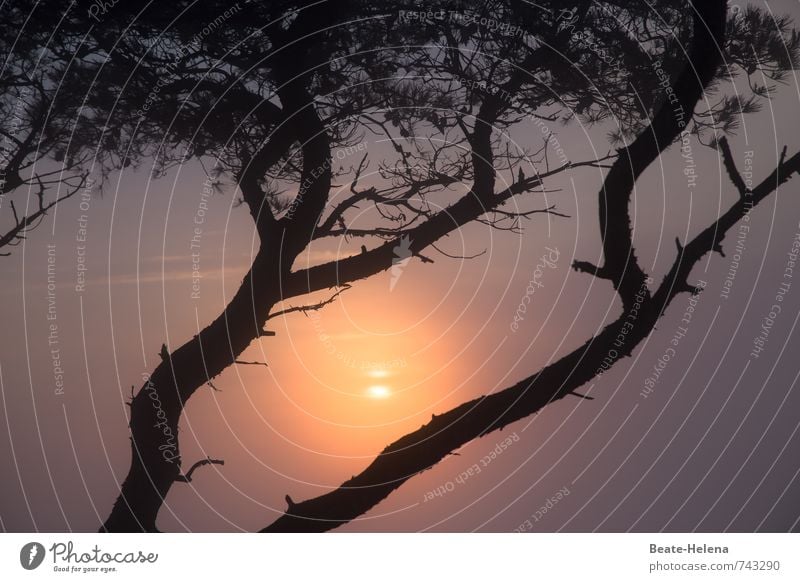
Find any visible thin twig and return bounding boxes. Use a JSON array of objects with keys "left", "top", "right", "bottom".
[
  {"left": 175, "top": 457, "right": 225, "bottom": 483},
  {"left": 268, "top": 285, "right": 351, "bottom": 320}
]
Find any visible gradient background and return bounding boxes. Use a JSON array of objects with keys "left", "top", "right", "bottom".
[{"left": 1, "top": 0, "right": 800, "bottom": 532}]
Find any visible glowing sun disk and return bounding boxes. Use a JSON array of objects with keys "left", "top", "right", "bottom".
[{"left": 366, "top": 385, "right": 392, "bottom": 399}]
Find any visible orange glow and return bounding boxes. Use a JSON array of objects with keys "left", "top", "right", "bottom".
[{"left": 226, "top": 273, "right": 476, "bottom": 464}]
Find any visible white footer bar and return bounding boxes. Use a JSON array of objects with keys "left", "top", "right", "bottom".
[{"left": 1, "top": 533, "right": 797, "bottom": 581}]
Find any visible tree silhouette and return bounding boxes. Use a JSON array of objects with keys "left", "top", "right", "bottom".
[
  {"left": 259, "top": 0, "right": 800, "bottom": 532},
  {"left": 11, "top": 0, "right": 794, "bottom": 531},
  {"left": 0, "top": 3, "right": 116, "bottom": 255}
]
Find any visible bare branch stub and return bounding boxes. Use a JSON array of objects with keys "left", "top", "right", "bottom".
[
  {"left": 234, "top": 360, "right": 269, "bottom": 367},
  {"left": 718, "top": 136, "right": 748, "bottom": 197},
  {"left": 268, "top": 285, "right": 351, "bottom": 321},
  {"left": 175, "top": 458, "right": 225, "bottom": 484}
]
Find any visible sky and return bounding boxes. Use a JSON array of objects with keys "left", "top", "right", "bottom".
[{"left": 1, "top": 0, "right": 800, "bottom": 533}]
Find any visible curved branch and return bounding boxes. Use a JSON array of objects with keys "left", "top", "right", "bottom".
[
  {"left": 430, "top": 243, "right": 486, "bottom": 261},
  {"left": 175, "top": 458, "right": 225, "bottom": 483},
  {"left": 590, "top": 0, "right": 727, "bottom": 308},
  {"left": 267, "top": 285, "right": 351, "bottom": 320}
]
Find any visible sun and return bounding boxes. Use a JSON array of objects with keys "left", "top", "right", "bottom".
[{"left": 365, "top": 385, "right": 392, "bottom": 399}]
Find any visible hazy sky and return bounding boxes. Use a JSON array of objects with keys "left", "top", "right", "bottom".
[{"left": 1, "top": 0, "right": 800, "bottom": 533}]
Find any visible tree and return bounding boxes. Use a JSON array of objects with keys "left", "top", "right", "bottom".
[
  {"left": 0, "top": 2, "right": 114, "bottom": 255},
  {"left": 41, "top": 0, "right": 797, "bottom": 531}
]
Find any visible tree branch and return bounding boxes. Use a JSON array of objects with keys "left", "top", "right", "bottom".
[
  {"left": 175, "top": 458, "right": 225, "bottom": 483},
  {"left": 234, "top": 360, "right": 269, "bottom": 367},
  {"left": 0, "top": 174, "right": 87, "bottom": 254},
  {"left": 718, "top": 136, "right": 748, "bottom": 197},
  {"left": 267, "top": 285, "right": 351, "bottom": 320},
  {"left": 587, "top": 0, "right": 727, "bottom": 308}
]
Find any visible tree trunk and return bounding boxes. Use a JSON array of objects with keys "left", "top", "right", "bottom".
[{"left": 102, "top": 246, "right": 281, "bottom": 531}]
